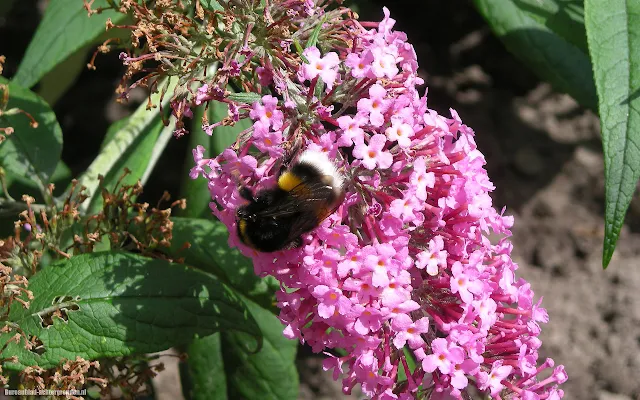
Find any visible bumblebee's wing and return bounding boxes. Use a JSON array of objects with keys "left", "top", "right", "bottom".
[
  {"left": 256, "top": 180, "right": 336, "bottom": 219},
  {"left": 253, "top": 180, "right": 341, "bottom": 245},
  {"left": 283, "top": 180, "right": 344, "bottom": 244}
]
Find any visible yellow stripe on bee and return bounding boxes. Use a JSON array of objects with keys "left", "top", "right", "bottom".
[
  {"left": 238, "top": 219, "right": 248, "bottom": 236},
  {"left": 238, "top": 219, "right": 253, "bottom": 247},
  {"left": 278, "top": 172, "right": 303, "bottom": 192}
]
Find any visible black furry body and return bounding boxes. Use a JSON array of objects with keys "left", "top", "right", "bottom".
[{"left": 236, "top": 158, "right": 343, "bottom": 252}]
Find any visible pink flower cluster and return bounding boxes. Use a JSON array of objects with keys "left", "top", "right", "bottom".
[{"left": 191, "top": 7, "right": 566, "bottom": 399}]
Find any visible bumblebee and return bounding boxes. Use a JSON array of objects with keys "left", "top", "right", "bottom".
[{"left": 236, "top": 150, "right": 345, "bottom": 252}]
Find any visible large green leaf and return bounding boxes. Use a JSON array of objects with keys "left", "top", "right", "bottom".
[
  {"left": 76, "top": 77, "right": 178, "bottom": 214},
  {"left": 181, "top": 101, "right": 251, "bottom": 218},
  {"left": 0, "top": 77, "right": 63, "bottom": 189},
  {"left": 168, "top": 217, "right": 279, "bottom": 310},
  {"left": 183, "top": 299, "right": 298, "bottom": 400},
  {"left": 36, "top": 45, "right": 94, "bottom": 106},
  {"left": 474, "top": 0, "right": 597, "bottom": 110},
  {"left": 0, "top": 251, "right": 260, "bottom": 370},
  {"left": 1, "top": 161, "right": 72, "bottom": 204},
  {"left": 181, "top": 333, "right": 227, "bottom": 400},
  {"left": 84, "top": 115, "right": 165, "bottom": 214},
  {"left": 13, "top": 0, "right": 127, "bottom": 89},
  {"left": 585, "top": 0, "right": 640, "bottom": 268},
  {"left": 512, "top": 0, "right": 588, "bottom": 54},
  {"left": 222, "top": 299, "right": 298, "bottom": 400}
]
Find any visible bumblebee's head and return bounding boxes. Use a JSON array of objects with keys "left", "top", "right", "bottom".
[
  {"left": 236, "top": 186, "right": 258, "bottom": 222},
  {"left": 236, "top": 196, "right": 255, "bottom": 247},
  {"left": 236, "top": 203, "right": 285, "bottom": 252}
]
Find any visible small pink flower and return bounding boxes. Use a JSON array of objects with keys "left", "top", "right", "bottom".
[
  {"left": 301, "top": 47, "right": 340, "bottom": 89},
  {"left": 477, "top": 361, "right": 513, "bottom": 396},
  {"left": 363, "top": 243, "right": 399, "bottom": 288},
  {"left": 472, "top": 297, "right": 497, "bottom": 332},
  {"left": 451, "top": 359, "right": 479, "bottom": 390},
  {"left": 391, "top": 314, "right": 428, "bottom": 349},
  {"left": 195, "top": 84, "right": 211, "bottom": 105},
  {"left": 336, "top": 115, "right": 366, "bottom": 147},
  {"left": 389, "top": 195, "right": 423, "bottom": 225},
  {"left": 312, "top": 285, "right": 352, "bottom": 319},
  {"left": 307, "top": 131, "right": 338, "bottom": 159},
  {"left": 415, "top": 236, "right": 447, "bottom": 276},
  {"left": 357, "top": 84, "right": 389, "bottom": 127},
  {"left": 370, "top": 46, "right": 399, "bottom": 79},
  {"left": 249, "top": 95, "right": 283, "bottom": 130},
  {"left": 256, "top": 66, "right": 273, "bottom": 86},
  {"left": 353, "top": 134, "right": 392, "bottom": 169},
  {"left": 380, "top": 272, "right": 411, "bottom": 307},
  {"left": 252, "top": 127, "right": 283, "bottom": 158},
  {"left": 384, "top": 120, "right": 414, "bottom": 147},
  {"left": 422, "top": 338, "right": 465, "bottom": 375},
  {"left": 189, "top": 145, "right": 209, "bottom": 179},
  {"left": 553, "top": 365, "right": 568, "bottom": 384},
  {"left": 410, "top": 157, "right": 435, "bottom": 201},
  {"left": 322, "top": 354, "right": 345, "bottom": 381},
  {"left": 345, "top": 51, "right": 373, "bottom": 78},
  {"left": 450, "top": 262, "right": 483, "bottom": 304},
  {"left": 518, "top": 344, "right": 538, "bottom": 376},
  {"left": 219, "top": 148, "right": 258, "bottom": 178},
  {"left": 352, "top": 306, "right": 383, "bottom": 335}
]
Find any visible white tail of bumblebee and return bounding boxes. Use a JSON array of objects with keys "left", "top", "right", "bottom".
[{"left": 297, "top": 150, "right": 345, "bottom": 190}]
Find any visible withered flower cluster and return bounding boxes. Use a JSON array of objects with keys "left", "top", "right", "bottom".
[
  {"left": 76, "top": 171, "right": 186, "bottom": 259},
  {"left": 0, "top": 168, "right": 185, "bottom": 390},
  {"left": 91, "top": 0, "right": 355, "bottom": 137}
]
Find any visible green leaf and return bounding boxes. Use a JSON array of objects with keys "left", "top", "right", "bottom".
[
  {"left": 180, "top": 101, "right": 251, "bottom": 218},
  {"left": 84, "top": 115, "right": 164, "bottom": 214},
  {"left": 201, "top": 0, "right": 224, "bottom": 12},
  {"left": 13, "top": 0, "right": 127, "bottom": 88},
  {"left": 207, "top": 103, "right": 252, "bottom": 166},
  {"left": 168, "top": 217, "right": 279, "bottom": 310},
  {"left": 585, "top": 0, "right": 640, "bottom": 268},
  {"left": 76, "top": 77, "right": 178, "bottom": 214},
  {"left": 182, "top": 299, "right": 298, "bottom": 400},
  {"left": 293, "top": 39, "right": 308, "bottom": 63},
  {"left": 474, "top": 0, "right": 598, "bottom": 110},
  {"left": 36, "top": 45, "right": 93, "bottom": 106},
  {"left": 222, "top": 299, "right": 298, "bottom": 400},
  {"left": 512, "top": 0, "right": 588, "bottom": 55},
  {"left": 306, "top": 17, "right": 325, "bottom": 49},
  {"left": 397, "top": 347, "right": 417, "bottom": 382},
  {"left": 227, "top": 92, "right": 263, "bottom": 104},
  {"left": 1, "top": 251, "right": 260, "bottom": 370},
  {"left": 2, "top": 161, "right": 72, "bottom": 206},
  {"left": 181, "top": 333, "right": 227, "bottom": 400},
  {"left": 180, "top": 106, "right": 210, "bottom": 219},
  {"left": 0, "top": 77, "right": 63, "bottom": 189}
]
